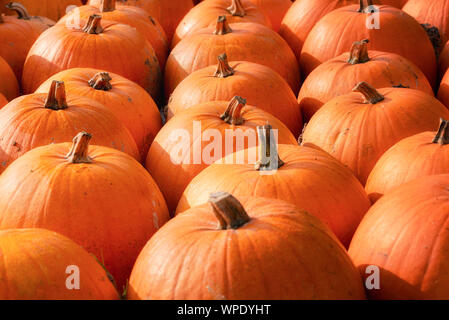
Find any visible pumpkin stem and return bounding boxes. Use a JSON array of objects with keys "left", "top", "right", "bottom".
[
  {"left": 83, "top": 14, "right": 103, "bottom": 34},
  {"left": 66, "top": 132, "right": 93, "bottom": 164},
  {"left": 6, "top": 2, "right": 31, "bottom": 19},
  {"left": 214, "top": 53, "right": 234, "bottom": 78},
  {"left": 432, "top": 119, "right": 449, "bottom": 145},
  {"left": 209, "top": 192, "right": 250, "bottom": 230},
  {"left": 88, "top": 72, "right": 113, "bottom": 91},
  {"left": 348, "top": 39, "right": 370, "bottom": 64},
  {"left": 353, "top": 82, "right": 384, "bottom": 104},
  {"left": 99, "top": 0, "right": 116, "bottom": 12},
  {"left": 255, "top": 124, "right": 285, "bottom": 171},
  {"left": 44, "top": 80, "right": 68, "bottom": 110},
  {"left": 227, "top": 0, "right": 246, "bottom": 17},
  {"left": 220, "top": 96, "right": 246, "bottom": 125},
  {"left": 214, "top": 15, "right": 232, "bottom": 35},
  {"left": 358, "top": 0, "right": 374, "bottom": 12}
]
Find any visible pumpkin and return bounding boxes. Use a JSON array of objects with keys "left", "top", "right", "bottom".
[
  {"left": 0, "top": 55, "right": 19, "bottom": 101},
  {"left": 0, "top": 132, "right": 170, "bottom": 291},
  {"left": 177, "top": 125, "right": 370, "bottom": 247},
  {"left": 438, "top": 68, "right": 449, "bottom": 107},
  {"left": 349, "top": 174, "right": 449, "bottom": 299},
  {"left": 365, "top": 119, "right": 449, "bottom": 203},
  {"left": 59, "top": 0, "right": 168, "bottom": 70},
  {"left": 440, "top": 41, "right": 449, "bottom": 80},
  {"left": 301, "top": 82, "right": 449, "bottom": 185},
  {"left": 35, "top": 68, "right": 162, "bottom": 161},
  {"left": 0, "top": 228, "right": 119, "bottom": 300},
  {"left": 247, "top": 0, "right": 291, "bottom": 32},
  {"left": 128, "top": 192, "right": 366, "bottom": 300},
  {"left": 146, "top": 97, "right": 298, "bottom": 214},
  {"left": 5, "top": 2, "right": 55, "bottom": 32},
  {"left": 0, "top": 80, "right": 140, "bottom": 173},
  {"left": 22, "top": 14, "right": 161, "bottom": 100},
  {"left": 0, "top": 0, "right": 82, "bottom": 21},
  {"left": 300, "top": 1, "right": 437, "bottom": 87},
  {"left": 0, "top": 93, "right": 7, "bottom": 108},
  {"left": 167, "top": 53, "right": 302, "bottom": 137},
  {"left": 298, "top": 39, "right": 433, "bottom": 121},
  {"left": 165, "top": 16, "right": 300, "bottom": 100},
  {"left": 172, "top": 0, "right": 271, "bottom": 46}
]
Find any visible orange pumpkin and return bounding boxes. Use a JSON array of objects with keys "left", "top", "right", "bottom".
[
  {"left": 0, "top": 0, "right": 82, "bottom": 21},
  {"left": 438, "top": 68, "right": 449, "bottom": 107},
  {"left": 22, "top": 15, "right": 161, "bottom": 100},
  {"left": 178, "top": 125, "right": 370, "bottom": 247},
  {"left": 0, "top": 228, "right": 119, "bottom": 300},
  {"left": 0, "top": 80, "right": 140, "bottom": 172},
  {"left": 298, "top": 39, "right": 434, "bottom": 121},
  {"left": 300, "top": 2, "right": 437, "bottom": 87},
  {"left": 248, "top": 0, "right": 291, "bottom": 31},
  {"left": 146, "top": 97, "right": 298, "bottom": 214},
  {"left": 5, "top": 2, "right": 55, "bottom": 32},
  {"left": 165, "top": 17, "right": 300, "bottom": 100},
  {"left": 440, "top": 41, "right": 449, "bottom": 79},
  {"left": 89, "top": 0, "right": 194, "bottom": 41},
  {"left": 365, "top": 120, "right": 449, "bottom": 203},
  {"left": 0, "top": 55, "right": 19, "bottom": 101},
  {"left": 302, "top": 82, "right": 449, "bottom": 185},
  {"left": 0, "top": 132, "right": 170, "bottom": 291},
  {"left": 349, "top": 174, "right": 449, "bottom": 299},
  {"left": 168, "top": 53, "right": 302, "bottom": 137},
  {"left": 0, "top": 93, "right": 7, "bottom": 108},
  {"left": 129, "top": 193, "right": 366, "bottom": 300},
  {"left": 172, "top": 0, "right": 271, "bottom": 46},
  {"left": 35, "top": 68, "right": 162, "bottom": 161},
  {"left": 59, "top": 0, "right": 168, "bottom": 70}
]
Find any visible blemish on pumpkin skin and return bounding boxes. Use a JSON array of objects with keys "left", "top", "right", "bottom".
[{"left": 152, "top": 212, "right": 159, "bottom": 230}]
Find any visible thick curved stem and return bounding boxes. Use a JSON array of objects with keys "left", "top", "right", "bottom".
[
  {"left": 353, "top": 82, "right": 384, "bottom": 104},
  {"left": 83, "top": 14, "right": 103, "bottom": 34},
  {"left": 214, "top": 15, "right": 232, "bottom": 35},
  {"left": 214, "top": 53, "right": 234, "bottom": 78},
  {"left": 6, "top": 2, "right": 31, "bottom": 19},
  {"left": 99, "top": 0, "right": 116, "bottom": 12},
  {"left": 220, "top": 96, "right": 246, "bottom": 125},
  {"left": 433, "top": 119, "right": 449, "bottom": 145},
  {"left": 88, "top": 72, "right": 113, "bottom": 91},
  {"left": 348, "top": 39, "right": 370, "bottom": 64},
  {"left": 44, "top": 81, "right": 68, "bottom": 110},
  {"left": 227, "top": 0, "right": 246, "bottom": 17},
  {"left": 66, "top": 132, "right": 93, "bottom": 164},
  {"left": 209, "top": 192, "right": 250, "bottom": 230},
  {"left": 255, "top": 124, "right": 285, "bottom": 171}
]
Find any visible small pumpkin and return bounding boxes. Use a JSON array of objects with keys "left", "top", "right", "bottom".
[
  {"left": 247, "top": 0, "right": 291, "bottom": 31},
  {"left": 302, "top": 82, "right": 449, "bottom": 184},
  {"left": 172, "top": 0, "right": 271, "bottom": 46},
  {"left": 146, "top": 96, "right": 298, "bottom": 214},
  {"left": 298, "top": 39, "right": 433, "bottom": 121},
  {"left": 5, "top": 2, "right": 55, "bottom": 32},
  {"left": 168, "top": 53, "right": 302, "bottom": 137},
  {"left": 0, "top": 55, "right": 19, "bottom": 101},
  {"left": 349, "top": 174, "right": 449, "bottom": 299},
  {"left": 129, "top": 192, "right": 366, "bottom": 300},
  {"left": 165, "top": 16, "right": 300, "bottom": 100},
  {"left": 22, "top": 14, "right": 161, "bottom": 100},
  {"left": 0, "top": 228, "right": 119, "bottom": 300},
  {"left": 0, "top": 132, "right": 170, "bottom": 291},
  {"left": 0, "top": 0, "right": 82, "bottom": 21}
]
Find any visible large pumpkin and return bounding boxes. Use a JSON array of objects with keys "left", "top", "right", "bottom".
[
  {"left": 172, "top": 0, "right": 271, "bottom": 46},
  {"left": 0, "top": 132, "right": 170, "bottom": 291},
  {"left": 365, "top": 120, "right": 449, "bottom": 203},
  {"left": 0, "top": 55, "right": 19, "bottom": 101},
  {"left": 35, "top": 68, "right": 162, "bottom": 161},
  {"left": 0, "top": 228, "right": 119, "bottom": 300},
  {"left": 301, "top": 82, "right": 449, "bottom": 185},
  {"left": 59, "top": 0, "right": 168, "bottom": 70},
  {"left": 0, "top": 80, "right": 140, "bottom": 173},
  {"left": 168, "top": 53, "right": 302, "bottom": 137},
  {"left": 0, "top": 0, "right": 82, "bottom": 21},
  {"left": 349, "top": 174, "right": 449, "bottom": 299},
  {"left": 177, "top": 126, "right": 370, "bottom": 247},
  {"left": 5, "top": 2, "right": 55, "bottom": 33},
  {"left": 165, "top": 17, "right": 300, "bottom": 99},
  {"left": 300, "top": 1, "right": 437, "bottom": 87},
  {"left": 298, "top": 39, "right": 433, "bottom": 121},
  {"left": 129, "top": 193, "right": 365, "bottom": 300},
  {"left": 146, "top": 97, "right": 298, "bottom": 214},
  {"left": 22, "top": 15, "right": 161, "bottom": 100},
  {"left": 248, "top": 0, "right": 291, "bottom": 31}
]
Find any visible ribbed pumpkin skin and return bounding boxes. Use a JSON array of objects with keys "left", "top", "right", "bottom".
[
  {"left": 298, "top": 50, "right": 433, "bottom": 121},
  {"left": 58, "top": 3, "right": 168, "bottom": 70},
  {"left": 300, "top": 5, "right": 437, "bottom": 87},
  {"left": 168, "top": 60, "right": 302, "bottom": 137},
  {"left": 349, "top": 174, "right": 449, "bottom": 299},
  {"left": 0, "top": 0, "right": 83, "bottom": 21},
  {"left": 0, "top": 92, "right": 140, "bottom": 173},
  {"left": 0, "top": 228, "right": 119, "bottom": 300},
  {"left": 248, "top": 0, "right": 291, "bottom": 31},
  {"left": 129, "top": 196, "right": 366, "bottom": 300},
  {"left": 177, "top": 144, "right": 370, "bottom": 247},
  {"left": 165, "top": 22, "right": 300, "bottom": 99},
  {"left": 172, "top": 0, "right": 271, "bottom": 46},
  {"left": 0, "top": 56, "right": 19, "bottom": 101},
  {"left": 365, "top": 131, "right": 449, "bottom": 203},
  {"left": 35, "top": 68, "right": 162, "bottom": 161},
  {"left": 22, "top": 18, "right": 161, "bottom": 99},
  {"left": 0, "top": 142, "right": 170, "bottom": 291},
  {"left": 89, "top": 0, "right": 194, "bottom": 41},
  {"left": 146, "top": 101, "right": 298, "bottom": 214},
  {"left": 302, "top": 88, "right": 449, "bottom": 185}
]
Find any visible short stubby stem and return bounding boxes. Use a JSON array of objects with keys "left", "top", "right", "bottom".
[
  {"left": 353, "top": 82, "right": 385, "bottom": 104},
  {"left": 209, "top": 192, "right": 251, "bottom": 230},
  {"left": 433, "top": 119, "right": 449, "bottom": 145},
  {"left": 220, "top": 96, "right": 246, "bottom": 125},
  {"left": 214, "top": 53, "right": 234, "bottom": 78},
  {"left": 66, "top": 132, "right": 93, "bottom": 164},
  {"left": 254, "top": 124, "right": 285, "bottom": 171}
]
